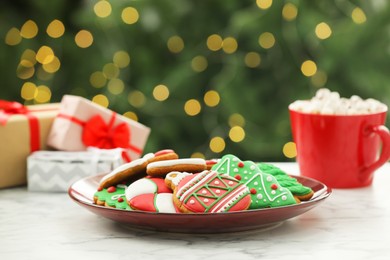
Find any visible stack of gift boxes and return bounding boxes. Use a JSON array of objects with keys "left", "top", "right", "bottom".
[{"left": 0, "top": 95, "right": 150, "bottom": 192}]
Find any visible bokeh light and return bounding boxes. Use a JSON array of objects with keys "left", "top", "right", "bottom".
[
  {"left": 315, "top": 22, "right": 332, "bottom": 40},
  {"left": 153, "top": 84, "right": 170, "bottom": 101},
  {"left": 282, "top": 3, "right": 298, "bottom": 21},
  {"left": 21, "top": 82, "right": 37, "bottom": 101},
  {"left": 191, "top": 56, "right": 208, "bottom": 72},
  {"left": 102, "top": 63, "right": 119, "bottom": 79},
  {"left": 92, "top": 94, "right": 109, "bottom": 108},
  {"left": 94, "top": 0, "right": 112, "bottom": 18},
  {"left": 191, "top": 152, "right": 205, "bottom": 159},
  {"left": 113, "top": 51, "right": 130, "bottom": 68},
  {"left": 36, "top": 46, "right": 55, "bottom": 64},
  {"left": 122, "top": 7, "right": 139, "bottom": 24},
  {"left": 16, "top": 64, "right": 35, "bottom": 79},
  {"left": 311, "top": 70, "right": 328, "bottom": 88},
  {"left": 42, "top": 56, "right": 61, "bottom": 73},
  {"left": 207, "top": 34, "right": 223, "bottom": 51},
  {"left": 258, "top": 32, "right": 275, "bottom": 49},
  {"left": 46, "top": 20, "right": 65, "bottom": 38},
  {"left": 228, "top": 113, "right": 245, "bottom": 127},
  {"left": 204, "top": 90, "right": 220, "bottom": 107},
  {"left": 20, "top": 20, "right": 38, "bottom": 39},
  {"left": 209, "top": 137, "right": 225, "bottom": 153},
  {"left": 244, "top": 52, "right": 261, "bottom": 68},
  {"left": 222, "top": 37, "right": 238, "bottom": 54},
  {"left": 35, "top": 85, "right": 52, "bottom": 103},
  {"left": 301, "top": 60, "right": 317, "bottom": 77},
  {"left": 351, "top": 7, "right": 366, "bottom": 24},
  {"left": 128, "top": 90, "right": 146, "bottom": 108},
  {"left": 107, "top": 78, "right": 125, "bottom": 95},
  {"left": 184, "top": 99, "right": 201, "bottom": 116},
  {"left": 90, "top": 71, "right": 107, "bottom": 88},
  {"left": 256, "top": 0, "right": 273, "bottom": 10},
  {"left": 229, "top": 126, "right": 245, "bottom": 142},
  {"left": 167, "top": 36, "right": 184, "bottom": 53},
  {"left": 5, "top": 28, "right": 22, "bottom": 46},
  {"left": 123, "top": 111, "right": 138, "bottom": 121},
  {"left": 75, "top": 30, "right": 93, "bottom": 48},
  {"left": 283, "top": 142, "right": 297, "bottom": 158}
]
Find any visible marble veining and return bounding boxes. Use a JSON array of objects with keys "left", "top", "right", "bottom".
[{"left": 1, "top": 163, "right": 390, "bottom": 260}]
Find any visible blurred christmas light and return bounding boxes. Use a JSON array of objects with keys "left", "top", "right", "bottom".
[
  {"left": 46, "top": 20, "right": 65, "bottom": 38},
  {"left": 206, "top": 34, "right": 223, "bottom": 51},
  {"left": 94, "top": 0, "right": 112, "bottom": 18},
  {"left": 90, "top": 71, "right": 107, "bottom": 88},
  {"left": 92, "top": 94, "right": 109, "bottom": 108},
  {"left": 282, "top": 3, "right": 298, "bottom": 21},
  {"left": 128, "top": 90, "right": 146, "bottom": 108},
  {"left": 152, "top": 84, "right": 170, "bottom": 101},
  {"left": 228, "top": 113, "right": 245, "bottom": 127},
  {"left": 222, "top": 37, "right": 238, "bottom": 54},
  {"left": 283, "top": 142, "right": 297, "bottom": 158},
  {"left": 36, "top": 67, "right": 54, "bottom": 81},
  {"left": 258, "top": 32, "right": 275, "bottom": 49},
  {"left": 301, "top": 60, "right": 317, "bottom": 77},
  {"left": 123, "top": 111, "right": 138, "bottom": 122},
  {"left": 229, "top": 126, "right": 245, "bottom": 143},
  {"left": 184, "top": 99, "right": 201, "bottom": 116},
  {"left": 21, "top": 82, "right": 37, "bottom": 101},
  {"left": 20, "top": 20, "right": 38, "bottom": 39},
  {"left": 122, "top": 7, "right": 139, "bottom": 24},
  {"left": 311, "top": 70, "right": 328, "bottom": 88},
  {"left": 102, "top": 63, "right": 119, "bottom": 79},
  {"left": 42, "top": 56, "right": 61, "bottom": 73},
  {"left": 191, "top": 152, "right": 205, "bottom": 159},
  {"left": 256, "top": 0, "right": 273, "bottom": 10},
  {"left": 204, "top": 90, "right": 220, "bottom": 107},
  {"left": 107, "top": 78, "right": 125, "bottom": 95},
  {"left": 34, "top": 85, "right": 52, "bottom": 103},
  {"left": 113, "top": 51, "right": 130, "bottom": 68},
  {"left": 21, "top": 49, "right": 37, "bottom": 67},
  {"left": 244, "top": 52, "right": 261, "bottom": 68},
  {"left": 191, "top": 56, "right": 208, "bottom": 72},
  {"left": 36, "top": 46, "right": 55, "bottom": 64},
  {"left": 16, "top": 63, "right": 35, "bottom": 79},
  {"left": 315, "top": 22, "right": 332, "bottom": 40},
  {"left": 351, "top": 7, "right": 367, "bottom": 24},
  {"left": 167, "top": 36, "right": 184, "bottom": 53},
  {"left": 75, "top": 30, "right": 93, "bottom": 48},
  {"left": 209, "top": 137, "right": 225, "bottom": 153},
  {"left": 5, "top": 28, "right": 22, "bottom": 46}
]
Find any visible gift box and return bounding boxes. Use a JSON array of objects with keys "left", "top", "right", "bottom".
[
  {"left": 27, "top": 148, "right": 124, "bottom": 192},
  {"left": 0, "top": 101, "right": 59, "bottom": 188},
  {"left": 47, "top": 95, "right": 151, "bottom": 162}
]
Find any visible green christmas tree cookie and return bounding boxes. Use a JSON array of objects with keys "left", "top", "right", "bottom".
[
  {"left": 211, "top": 154, "right": 297, "bottom": 209},
  {"left": 94, "top": 184, "right": 132, "bottom": 210},
  {"left": 257, "top": 163, "right": 313, "bottom": 201}
]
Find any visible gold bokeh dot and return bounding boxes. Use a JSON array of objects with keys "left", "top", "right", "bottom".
[
  {"left": 244, "top": 52, "right": 261, "bottom": 68},
  {"left": 36, "top": 46, "right": 55, "bottom": 65},
  {"left": 258, "top": 32, "right": 275, "bottom": 49},
  {"left": 153, "top": 84, "right": 170, "bottom": 101},
  {"left": 204, "top": 90, "right": 220, "bottom": 107},
  {"left": 315, "top": 22, "right": 332, "bottom": 40},
  {"left": 191, "top": 152, "right": 205, "bottom": 159},
  {"left": 228, "top": 113, "right": 245, "bottom": 127},
  {"left": 282, "top": 3, "right": 298, "bottom": 21},
  {"left": 301, "top": 60, "right": 317, "bottom": 77},
  {"left": 94, "top": 0, "right": 112, "bottom": 18},
  {"left": 42, "top": 56, "right": 61, "bottom": 73},
  {"left": 229, "top": 126, "right": 245, "bottom": 143},
  {"left": 311, "top": 70, "right": 328, "bottom": 88},
  {"left": 16, "top": 64, "right": 35, "bottom": 79},
  {"left": 21, "top": 49, "right": 37, "bottom": 67},
  {"left": 108, "top": 78, "right": 125, "bottom": 95},
  {"left": 191, "top": 56, "right": 208, "bottom": 72},
  {"left": 128, "top": 90, "right": 146, "bottom": 108},
  {"left": 113, "top": 51, "right": 130, "bottom": 68},
  {"left": 352, "top": 7, "right": 367, "bottom": 24},
  {"left": 167, "top": 36, "right": 184, "bottom": 53},
  {"left": 210, "top": 137, "right": 226, "bottom": 153},
  {"left": 207, "top": 34, "right": 223, "bottom": 51},
  {"left": 21, "top": 82, "right": 37, "bottom": 101},
  {"left": 90, "top": 71, "right": 107, "bottom": 88},
  {"left": 35, "top": 85, "right": 52, "bottom": 103},
  {"left": 36, "top": 67, "right": 54, "bottom": 81},
  {"left": 92, "top": 94, "right": 109, "bottom": 108},
  {"left": 5, "top": 28, "right": 22, "bottom": 46},
  {"left": 20, "top": 20, "right": 38, "bottom": 39},
  {"left": 103, "top": 63, "right": 119, "bottom": 79},
  {"left": 75, "top": 30, "right": 93, "bottom": 48},
  {"left": 184, "top": 99, "right": 201, "bottom": 116},
  {"left": 283, "top": 142, "right": 297, "bottom": 158},
  {"left": 222, "top": 37, "right": 238, "bottom": 54},
  {"left": 123, "top": 111, "right": 138, "bottom": 121},
  {"left": 46, "top": 20, "right": 65, "bottom": 38},
  {"left": 122, "top": 7, "right": 139, "bottom": 24},
  {"left": 256, "top": 0, "right": 273, "bottom": 10}
]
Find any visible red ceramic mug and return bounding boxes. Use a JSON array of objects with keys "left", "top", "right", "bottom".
[{"left": 289, "top": 107, "right": 390, "bottom": 188}]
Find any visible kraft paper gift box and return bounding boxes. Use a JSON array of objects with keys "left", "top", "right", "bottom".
[
  {"left": 47, "top": 95, "right": 151, "bottom": 162},
  {"left": 0, "top": 101, "right": 59, "bottom": 188},
  {"left": 27, "top": 148, "right": 124, "bottom": 192}
]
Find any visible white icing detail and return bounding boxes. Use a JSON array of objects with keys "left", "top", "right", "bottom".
[
  {"left": 147, "top": 158, "right": 206, "bottom": 169},
  {"left": 111, "top": 194, "right": 124, "bottom": 200},
  {"left": 211, "top": 186, "right": 249, "bottom": 213},
  {"left": 125, "top": 178, "right": 157, "bottom": 201},
  {"left": 204, "top": 198, "right": 209, "bottom": 203},
  {"left": 232, "top": 158, "right": 238, "bottom": 161},
  {"left": 266, "top": 176, "right": 273, "bottom": 182},
  {"left": 165, "top": 172, "right": 192, "bottom": 187},
  {"left": 202, "top": 190, "right": 207, "bottom": 194},
  {"left": 250, "top": 165, "right": 256, "bottom": 170},
  {"left": 282, "top": 195, "right": 287, "bottom": 201},
  {"left": 233, "top": 168, "right": 239, "bottom": 173},
  {"left": 254, "top": 182, "right": 258, "bottom": 185},
  {"left": 228, "top": 181, "right": 234, "bottom": 185},
  {"left": 143, "top": 153, "right": 155, "bottom": 160},
  {"left": 155, "top": 193, "right": 176, "bottom": 213},
  {"left": 271, "top": 190, "right": 276, "bottom": 195},
  {"left": 216, "top": 189, "right": 221, "bottom": 194},
  {"left": 177, "top": 171, "right": 211, "bottom": 202},
  {"left": 214, "top": 180, "right": 220, "bottom": 185},
  {"left": 117, "top": 184, "right": 127, "bottom": 189},
  {"left": 189, "top": 199, "right": 195, "bottom": 204},
  {"left": 100, "top": 157, "right": 147, "bottom": 184},
  {"left": 257, "top": 194, "right": 263, "bottom": 200}
]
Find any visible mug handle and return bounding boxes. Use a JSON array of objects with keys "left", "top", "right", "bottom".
[{"left": 360, "top": 125, "right": 390, "bottom": 181}]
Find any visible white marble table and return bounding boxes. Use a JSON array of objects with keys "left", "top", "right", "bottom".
[{"left": 1, "top": 163, "right": 389, "bottom": 260}]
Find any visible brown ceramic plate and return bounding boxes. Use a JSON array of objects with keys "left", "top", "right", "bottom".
[{"left": 68, "top": 174, "right": 331, "bottom": 233}]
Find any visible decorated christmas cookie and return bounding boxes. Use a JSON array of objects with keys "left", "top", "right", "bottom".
[
  {"left": 165, "top": 170, "right": 251, "bottom": 213},
  {"left": 257, "top": 163, "right": 314, "bottom": 201},
  {"left": 146, "top": 158, "right": 207, "bottom": 177},
  {"left": 94, "top": 184, "right": 132, "bottom": 210},
  {"left": 211, "top": 154, "right": 297, "bottom": 209},
  {"left": 125, "top": 177, "right": 177, "bottom": 213},
  {"left": 99, "top": 149, "right": 178, "bottom": 188}
]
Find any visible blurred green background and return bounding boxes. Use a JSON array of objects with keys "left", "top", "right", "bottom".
[{"left": 1, "top": 0, "right": 390, "bottom": 161}]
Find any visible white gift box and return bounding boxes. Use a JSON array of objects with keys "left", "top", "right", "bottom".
[{"left": 27, "top": 148, "right": 124, "bottom": 192}]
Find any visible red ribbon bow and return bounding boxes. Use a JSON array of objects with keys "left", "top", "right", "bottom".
[{"left": 0, "top": 100, "right": 40, "bottom": 152}]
